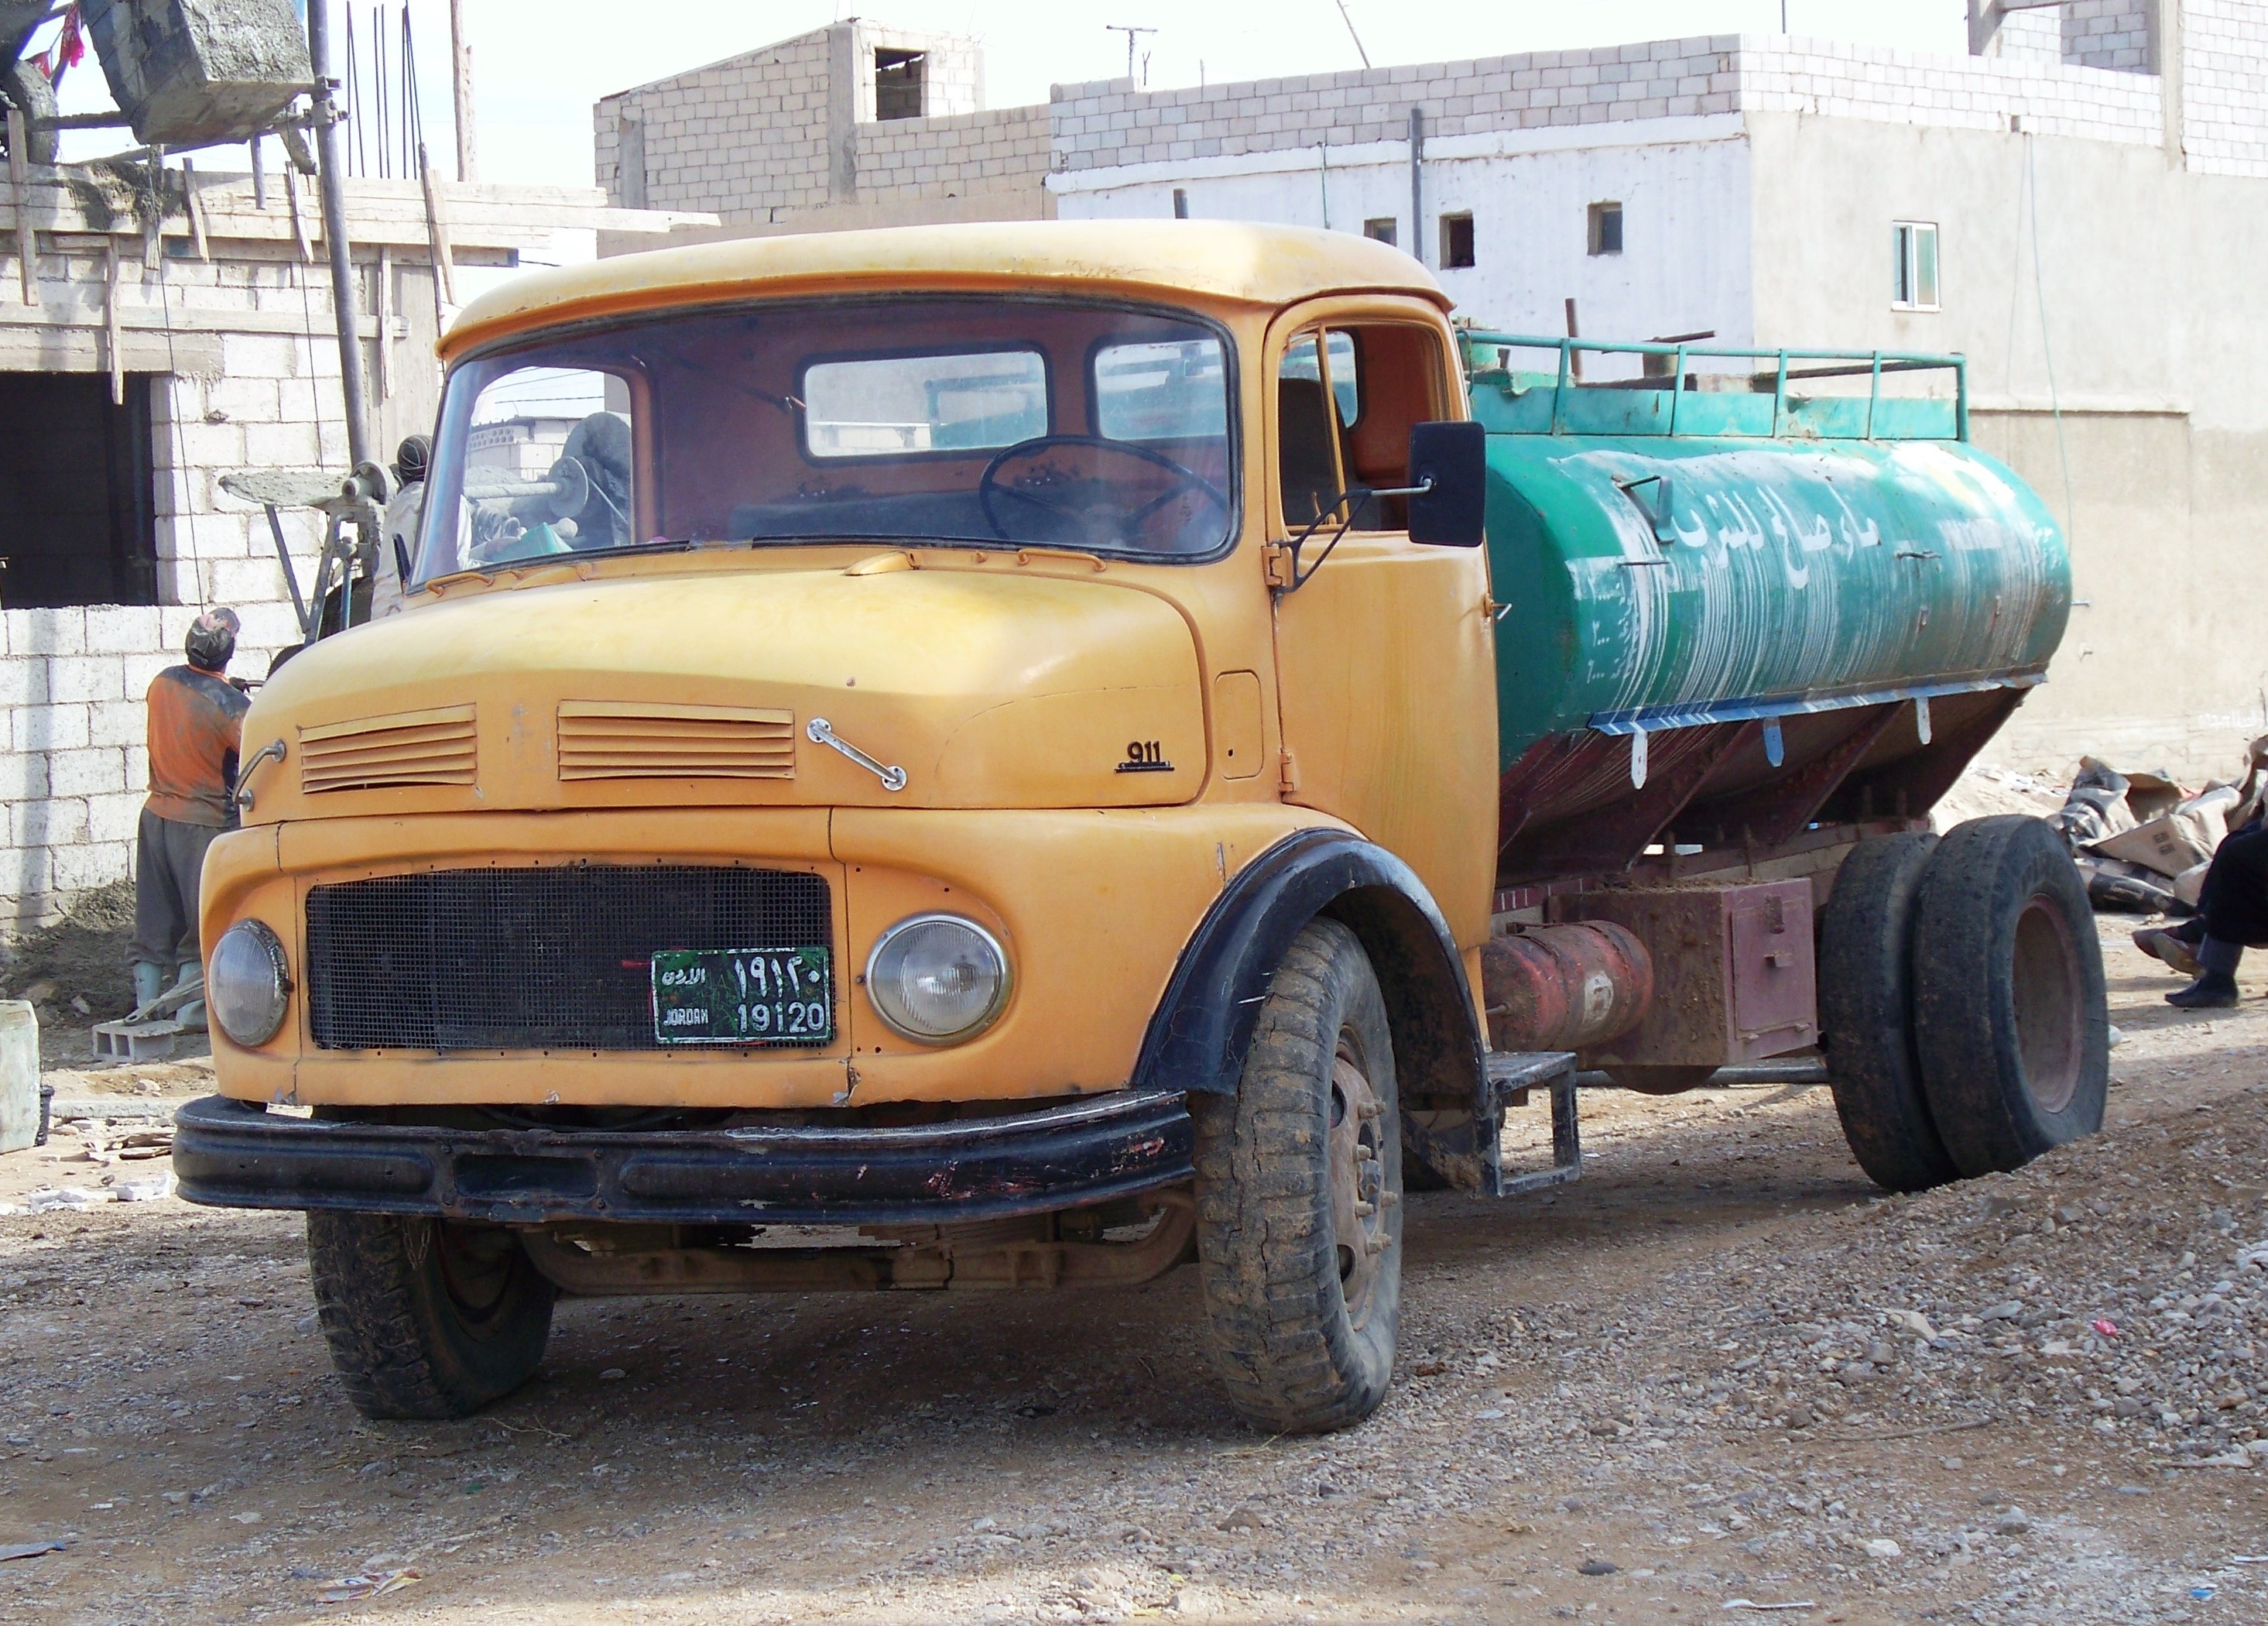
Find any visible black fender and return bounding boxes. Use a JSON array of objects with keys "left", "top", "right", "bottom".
[{"left": 1131, "top": 828, "right": 1487, "bottom": 1127}]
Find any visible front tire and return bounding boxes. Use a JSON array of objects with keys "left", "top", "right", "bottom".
[
  {"left": 307, "top": 1213, "right": 557, "bottom": 1420},
  {"left": 1191, "top": 918, "right": 1402, "bottom": 1433},
  {"left": 1911, "top": 816, "right": 2109, "bottom": 1176}
]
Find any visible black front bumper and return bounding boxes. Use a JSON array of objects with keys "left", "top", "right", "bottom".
[{"left": 172, "top": 1091, "right": 1194, "bottom": 1227}]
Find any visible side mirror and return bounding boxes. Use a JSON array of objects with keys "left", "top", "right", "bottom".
[{"left": 1406, "top": 420, "right": 1487, "bottom": 547}]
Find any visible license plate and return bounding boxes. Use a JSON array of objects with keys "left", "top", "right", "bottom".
[{"left": 649, "top": 947, "right": 833, "bottom": 1046}]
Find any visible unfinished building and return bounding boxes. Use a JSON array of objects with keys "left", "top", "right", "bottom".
[{"left": 0, "top": 163, "right": 699, "bottom": 928}]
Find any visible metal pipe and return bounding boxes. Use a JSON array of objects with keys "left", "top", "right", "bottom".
[
  {"left": 305, "top": 1, "right": 373, "bottom": 469},
  {"left": 1406, "top": 105, "right": 1423, "bottom": 266}
]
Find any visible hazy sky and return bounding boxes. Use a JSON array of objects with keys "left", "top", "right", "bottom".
[{"left": 37, "top": 2, "right": 1975, "bottom": 187}]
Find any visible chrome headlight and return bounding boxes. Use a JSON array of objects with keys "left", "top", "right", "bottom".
[
  {"left": 209, "top": 921, "right": 293, "bottom": 1047},
  {"left": 865, "top": 914, "right": 1009, "bottom": 1043}
]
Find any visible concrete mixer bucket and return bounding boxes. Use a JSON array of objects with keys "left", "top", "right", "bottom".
[{"left": 82, "top": 0, "right": 310, "bottom": 147}]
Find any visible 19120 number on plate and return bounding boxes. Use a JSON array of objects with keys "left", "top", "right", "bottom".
[{"left": 650, "top": 947, "right": 832, "bottom": 1045}]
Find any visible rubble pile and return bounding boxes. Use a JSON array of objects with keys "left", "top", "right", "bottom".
[
  {"left": 1671, "top": 1084, "right": 2268, "bottom": 1472},
  {"left": 2050, "top": 737, "right": 2268, "bottom": 914}
]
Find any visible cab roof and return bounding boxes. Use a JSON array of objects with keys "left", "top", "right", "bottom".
[{"left": 442, "top": 220, "right": 1450, "bottom": 358}]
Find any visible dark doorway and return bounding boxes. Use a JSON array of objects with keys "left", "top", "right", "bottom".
[{"left": 0, "top": 372, "right": 156, "bottom": 607}]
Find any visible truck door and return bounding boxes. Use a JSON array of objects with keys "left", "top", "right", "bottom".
[{"left": 1266, "top": 310, "right": 1500, "bottom": 949}]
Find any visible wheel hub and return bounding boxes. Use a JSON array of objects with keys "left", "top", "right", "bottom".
[{"left": 1327, "top": 1046, "right": 1391, "bottom": 1326}]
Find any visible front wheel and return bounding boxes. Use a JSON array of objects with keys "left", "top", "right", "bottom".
[
  {"left": 1191, "top": 917, "right": 1402, "bottom": 1434},
  {"left": 307, "top": 1213, "right": 556, "bottom": 1419}
]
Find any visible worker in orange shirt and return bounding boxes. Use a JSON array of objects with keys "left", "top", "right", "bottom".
[{"left": 130, "top": 609, "right": 250, "bottom": 1029}]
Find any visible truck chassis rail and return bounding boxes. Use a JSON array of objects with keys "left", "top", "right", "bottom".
[{"left": 172, "top": 1090, "right": 1195, "bottom": 1228}]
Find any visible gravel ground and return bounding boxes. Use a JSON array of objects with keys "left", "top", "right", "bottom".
[{"left": 0, "top": 920, "right": 2263, "bottom": 1624}]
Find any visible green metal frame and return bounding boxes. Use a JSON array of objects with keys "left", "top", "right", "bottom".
[{"left": 1458, "top": 331, "right": 1970, "bottom": 444}]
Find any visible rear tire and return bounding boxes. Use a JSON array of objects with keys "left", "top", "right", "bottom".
[
  {"left": 307, "top": 1213, "right": 556, "bottom": 1419},
  {"left": 1191, "top": 917, "right": 1401, "bottom": 1434},
  {"left": 1819, "top": 832, "right": 1961, "bottom": 1192},
  {"left": 1911, "top": 816, "right": 2109, "bottom": 1177}
]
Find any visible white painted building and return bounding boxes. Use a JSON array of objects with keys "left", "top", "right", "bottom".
[{"left": 597, "top": 5, "right": 2267, "bottom": 784}]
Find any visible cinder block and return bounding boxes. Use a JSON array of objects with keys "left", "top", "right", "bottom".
[
  {"left": 17, "top": 704, "right": 90, "bottom": 752},
  {"left": 51, "top": 838, "right": 131, "bottom": 894},
  {"left": 46, "top": 653, "right": 126, "bottom": 705},
  {"left": 14, "top": 795, "right": 89, "bottom": 848},
  {"left": 86, "top": 789, "right": 143, "bottom": 845},
  {"left": 0, "top": 656, "right": 46, "bottom": 705},
  {"left": 242, "top": 420, "right": 321, "bottom": 466},
  {"left": 0, "top": 845, "right": 53, "bottom": 903},
  {"left": 48, "top": 747, "right": 127, "bottom": 798},
  {"left": 83, "top": 605, "right": 165, "bottom": 654},
  {"left": 7, "top": 607, "right": 86, "bottom": 657},
  {"left": 221, "top": 332, "right": 302, "bottom": 379},
  {"left": 87, "top": 697, "right": 147, "bottom": 750}
]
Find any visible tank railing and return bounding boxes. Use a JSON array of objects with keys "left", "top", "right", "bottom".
[{"left": 1458, "top": 331, "right": 1970, "bottom": 441}]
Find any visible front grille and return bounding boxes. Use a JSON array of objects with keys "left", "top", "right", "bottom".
[
  {"left": 305, "top": 866, "right": 833, "bottom": 1051},
  {"left": 300, "top": 706, "right": 477, "bottom": 793},
  {"left": 557, "top": 701, "right": 795, "bottom": 780}
]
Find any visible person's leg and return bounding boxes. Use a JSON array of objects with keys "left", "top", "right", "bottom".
[
  {"left": 2168, "top": 826, "right": 2268, "bottom": 1007},
  {"left": 2169, "top": 936, "right": 2243, "bottom": 1008},
  {"left": 128, "top": 807, "right": 181, "bottom": 1010},
  {"left": 166, "top": 821, "right": 222, "bottom": 1030}
]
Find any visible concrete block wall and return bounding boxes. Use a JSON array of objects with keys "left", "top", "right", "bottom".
[
  {"left": 855, "top": 104, "right": 1049, "bottom": 200},
  {"left": 594, "top": 22, "right": 995, "bottom": 224},
  {"left": 1045, "top": 35, "right": 2165, "bottom": 176},
  {"left": 2063, "top": 2, "right": 2156, "bottom": 72},
  {"left": 2183, "top": 0, "right": 2268, "bottom": 177},
  {"left": 1982, "top": 6, "right": 2067, "bottom": 64},
  {"left": 0, "top": 600, "right": 300, "bottom": 927},
  {"left": 3, "top": 241, "right": 372, "bottom": 929},
  {"left": 596, "top": 28, "right": 838, "bottom": 220}
]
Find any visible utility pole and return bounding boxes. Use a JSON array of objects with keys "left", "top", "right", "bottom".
[
  {"left": 1335, "top": 0, "right": 1371, "bottom": 69},
  {"left": 1105, "top": 25, "right": 1156, "bottom": 84},
  {"left": 305, "top": 0, "right": 374, "bottom": 469},
  {"left": 449, "top": 0, "right": 477, "bottom": 182}
]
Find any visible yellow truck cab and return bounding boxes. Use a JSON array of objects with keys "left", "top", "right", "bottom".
[
  {"left": 181, "top": 221, "right": 1502, "bottom": 1432},
  {"left": 176, "top": 220, "right": 2107, "bottom": 1434}
]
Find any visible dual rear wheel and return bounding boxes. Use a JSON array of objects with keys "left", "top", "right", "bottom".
[{"left": 1820, "top": 815, "right": 2108, "bottom": 1192}]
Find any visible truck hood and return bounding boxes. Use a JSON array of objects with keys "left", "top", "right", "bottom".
[{"left": 242, "top": 564, "right": 1208, "bottom": 819}]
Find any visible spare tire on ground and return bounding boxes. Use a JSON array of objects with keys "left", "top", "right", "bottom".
[{"left": 1910, "top": 815, "right": 2109, "bottom": 1178}]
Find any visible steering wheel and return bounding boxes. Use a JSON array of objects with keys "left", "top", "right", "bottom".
[{"left": 978, "top": 434, "right": 1228, "bottom": 552}]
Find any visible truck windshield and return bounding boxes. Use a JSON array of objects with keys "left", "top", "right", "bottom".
[{"left": 415, "top": 295, "right": 1238, "bottom": 584}]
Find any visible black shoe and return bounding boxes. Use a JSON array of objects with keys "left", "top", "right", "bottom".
[{"left": 2167, "top": 972, "right": 2241, "bottom": 1010}]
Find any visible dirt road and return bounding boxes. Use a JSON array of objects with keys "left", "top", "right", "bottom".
[{"left": 2, "top": 923, "right": 2263, "bottom": 1624}]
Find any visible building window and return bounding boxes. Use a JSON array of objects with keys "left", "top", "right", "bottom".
[
  {"left": 1893, "top": 221, "right": 1941, "bottom": 310},
  {"left": 874, "top": 49, "right": 926, "bottom": 120},
  {"left": 1588, "top": 201, "right": 1623, "bottom": 256},
  {"left": 0, "top": 372, "right": 156, "bottom": 607},
  {"left": 1439, "top": 212, "right": 1475, "bottom": 269},
  {"left": 1172, "top": 187, "right": 1188, "bottom": 219},
  {"left": 1362, "top": 217, "right": 1397, "bottom": 248}
]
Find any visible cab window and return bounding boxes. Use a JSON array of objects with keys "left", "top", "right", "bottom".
[{"left": 1276, "top": 324, "right": 1444, "bottom": 533}]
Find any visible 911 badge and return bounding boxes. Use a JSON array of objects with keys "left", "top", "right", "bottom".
[{"left": 1116, "top": 739, "right": 1173, "bottom": 774}]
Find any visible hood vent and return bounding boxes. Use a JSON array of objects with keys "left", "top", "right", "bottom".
[
  {"left": 300, "top": 706, "right": 478, "bottom": 794},
  {"left": 557, "top": 702, "right": 796, "bottom": 781}
]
